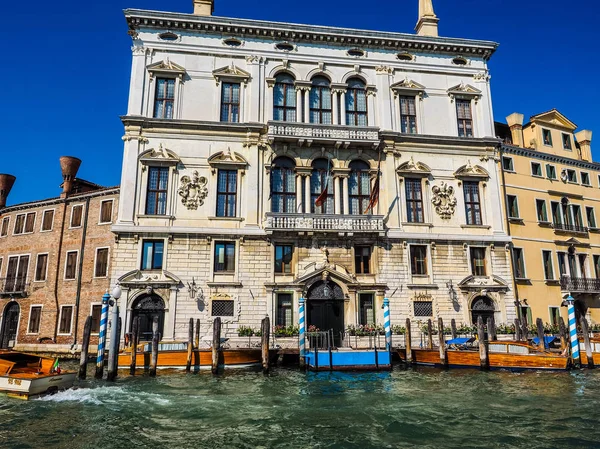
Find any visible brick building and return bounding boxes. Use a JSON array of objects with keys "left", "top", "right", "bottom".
[{"left": 0, "top": 157, "right": 119, "bottom": 353}]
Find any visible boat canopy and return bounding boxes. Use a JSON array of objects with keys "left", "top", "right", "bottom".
[
  {"left": 531, "top": 336, "right": 559, "bottom": 346},
  {"left": 446, "top": 337, "right": 475, "bottom": 345}
]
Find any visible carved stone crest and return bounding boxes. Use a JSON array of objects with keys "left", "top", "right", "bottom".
[
  {"left": 431, "top": 182, "right": 457, "bottom": 219},
  {"left": 178, "top": 171, "right": 208, "bottom": 210}
]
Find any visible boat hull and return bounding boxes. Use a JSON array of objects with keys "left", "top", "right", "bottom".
[
  {"left": 118, "top": 348, "right": 265, "bottom": 370},
  {"left": 0, "top": 372, "right": 77, "bottom": 399}
]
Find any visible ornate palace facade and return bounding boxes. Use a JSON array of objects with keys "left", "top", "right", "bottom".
[{"left": 111, "top": 0, "right": 516, "bottom": 343}]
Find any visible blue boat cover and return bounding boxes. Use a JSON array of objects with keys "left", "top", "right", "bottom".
[
  {"left": 532, "top": 336, "right": 558, "bottom": 346},
  {"left": 446, "top": 337, "right": 475, "bottom": 345}
]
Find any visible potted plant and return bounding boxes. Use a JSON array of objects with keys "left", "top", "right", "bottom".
[{"left": 237, "top": 326, "right": 254, "bottom": 337}]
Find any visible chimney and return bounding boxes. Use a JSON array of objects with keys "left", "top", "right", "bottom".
[
  {"left": 193, "top": 0, "right": 214, "bottom": 15},
  {"left": 60, "top": 156, "right": 82, "bottom": 197},
  {"left": 575, "top": 130, "right": 593, "bottom": 162},
  {"left": 416, "top": 0, "right": 439, "bottom": 37},
  {"left": 0, "top": 174, "right": 16, "bottom": 209},
  {"left": 506, "top": 113, "right": 525, "bottom": 148}
]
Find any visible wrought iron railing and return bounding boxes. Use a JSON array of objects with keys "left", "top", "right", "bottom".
[
  {"left": 560, "top": 275, "right": 600, "bottom": 293},
  {"left": 267, "top": 121, "right": 380, "bottom": 143},
  {"left": 553, "top": 222, "right": 588, "bottom": 234},
  {"left": 265, "top": 213, "right": 385, "bottom": 233},
  {"left": 0, "top": 277, "right": 30, "bottom": 297}
]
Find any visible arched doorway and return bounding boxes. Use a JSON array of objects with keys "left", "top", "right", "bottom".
[
  {"left": 306, "top": 279, "right": 345, "bottom": 346},
  {"left": 470, "top": 296, "right": 495, "bottom": 325},
  {"left": 0, "top": 302, "right": 20, "bottom": 349},
  {"left": 131, "top": 295, "right": 165, "bottom": 342}
]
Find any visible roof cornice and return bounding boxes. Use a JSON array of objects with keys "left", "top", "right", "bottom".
[
  {"left": 501, "top": 144, "right": 599, "bottom": 171},
  {"left": 124, "top": 9, "right": 498, "bottom": 59}
]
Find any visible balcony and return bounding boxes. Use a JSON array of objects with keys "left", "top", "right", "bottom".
[
  {"left": 267, "top": 121, "right": 380, "bottom": 148},
  {"left": 561, "top": 276, "right": 600, "bottom": 293},
  {"left": 553, "top": 222, "right": 588, "bottom": 235},
  {"left": 0, "top": 277, "right": 30, "bottom": 298},
  {"left": 265, "top": 213, "right": 385, "bottom": 235}
]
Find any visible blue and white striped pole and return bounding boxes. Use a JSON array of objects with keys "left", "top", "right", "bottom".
[
  {"left": 383, "top": 298, "right": 391, "bottom": 352},
  {"left": 567, "top": 295, "right": 581, "bottom": 367},
  {"left": 95, "top": 292, "right": 111, "bottom": 379},
  {"left": 299, "top": 297, "right": 306, "bottom": 368}
]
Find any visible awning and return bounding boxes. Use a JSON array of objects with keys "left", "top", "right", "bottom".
[
  {"left": 446, "top": 337, "right": 475, "bottom": 345},
  {"left": 532, "top": 336, "right": 559, "bottom": 346}
]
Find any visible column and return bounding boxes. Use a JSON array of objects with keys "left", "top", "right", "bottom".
[
  {"left": 296, "top": 88, "right": 303, "bottom": 123},
  {"left": 367, "top": 92, "right": 377, "bottom": 128},
  {"left": 342, "top": 176, "right": 350, "bottom": 216},
  {"left": 340, "top": 91, "right": 347, "bottom": 126},
  {"left": 332, "top": 92, "right": 339, "bottom": 125},
  {"left": 304, "top": 175, "right": 312, "bottom": 214},
  {"left": 267, "top": 84, "right": 275, "bottom": 121},
  {"left": 296, "top": 174, "right": 303, "bottom": 213},
  {"left": 304, "top": 88, "right": 310, "bottom": 124},
  {"left": 299, "top": 297, "right": 306, "bottom": 365},
  {"left": 334, "top": 177, "right": 341, "bottom": 215},
  {"left": 394, "top": 95, "right": 401, "bottom": 132}
]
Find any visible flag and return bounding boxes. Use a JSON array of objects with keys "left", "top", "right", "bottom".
[
  {"left": 315, "top": 156, "right": 332, "bottom": 208},
  {"left": 52, "top": 358, "right": 60, "bottom": 373},
  {"left": 364, "top": 153, "right": 382, "bottom": 214}
]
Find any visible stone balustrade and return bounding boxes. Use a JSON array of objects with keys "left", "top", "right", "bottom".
[{"left": 265, "top": 213, "right": 385, "bottom": 234}]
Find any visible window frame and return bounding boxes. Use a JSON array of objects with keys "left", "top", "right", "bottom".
[
  {"left": 99, "top": 200, "right": 114, "bottom": 224},
  {"left": 348, "top": 161, "right": 371, "bottom": 215},
  {"left": 0, "top": 216, "right": 9, "bottom": 237},
  {"left": 410, "top": 245, "right": 428, "bottom": 276},
  {"left": 354, "top": 245, "right": 372, "bottom": 275},
  {"left": 214, "top": 241, "right": 236, "bottom": 273},
  {"left": 27, "top": 305, "right": 43, "bottom": 335},
  {"left": 270, "top": 158, "right": 297, "bottom": 214},
  {"left": 405, "top": 178, "right": 424, "bottom": 223},
  {"left": 274, "top": 244, "right": 293, "bottom": 275},
  {"left": 140, "top": 240, "right": 165, "bottom": 271},
  {"left": 276, "top": 293, "right": 294, "bottom": 327},
  {"left": 566, "top": 169, "right": 578, "bottom": 184},
  {"left": 345, "top": 79, "right": 368, "bottom": 127},
  {"left": 513, "top": 247, "right": 527, "bottom": 280},
  {"left": 562, "top": 133, "right": 572, "bottom": 151},
  {"left": 581, "top": 172, "right": 591, "bottom": 186},
  {"left": 399, "top": 96, "right": 418, "bottom": 134},
  {"left": 273, "top": 74, "right": 297, "bottom": 122},
  {"left": 359, "top": 293, "right": 375, "bottom": 325},
  {"left": 64, "top": 250, "right": 79, "bottom": 280},
  {"left": 502, "top": 156, "right": 514, "bottom": 172},
  {"left": 216, "top": 169, "right": 238, "bottom": 218},
  {"left": 546, "top": 164, "right": 557, "bottom": 180},
  {"left": 145, "top": 166, "right": 170, "bottom": 216},
  {"left": 69, "top": 204, "right": 84, "bottom": 229},
  {"left": 549, "top": 307, "right": 561, "bottom": 326},
  {"left": 536, "top": 199, "right": 549, "bottom": 223},
  {"left": 94, "top": 247, "right": 110, "bottom": 278},
  {"left": 58, "top": 305, "right": 74, "bottom": 336},
  {"left": 40, "top": 209, "right": 55, "bottom": 232},
  {"left": 456, "top": 99, "right": 474, "bottom": 138},
  {"left": 506, "top": 194, "right": 520, "bottom": 219},
  {"left": 531, "top": 162, "right": 543, "bottom": 177},
  {"left": 310, "top": 159, "right": 334, "bottom": 214},
  {"left": 34, "top": 253, "right": 49, "bottom": 282},
  {"left": 153, "top": 77, "right": 176, "bottom": 119},
  {"left": 463, "top": 181, "right": 483, "bottom": 225},
  {"left": 220, "top": 82, "right": 241, "bottom": 123},
  {"left": 470, "top": 247, "right": 487, "bottom": 277},
  {"left": 309, "top": 77, "right": 333, "bottom": 125},
  {"left": 413, "top": 301, "right": 433, "bottom": 318},
  {"left": 542, "top": 128, "right": 553, "bottom": 146},
  {"left": 586, "top": 206, "right": 597, "bottom": 229},
  {"left": 90, "top": 303, "right": 103, "bottom": 335},
  {"left": 542, "top": 250, "right": 555, "bottom": 281},
  {"left": 13, "top": 212, "right": 36, "bottom": 235},
  {"left": 4, "top": 254, "right": 30, "bottom": 292}
]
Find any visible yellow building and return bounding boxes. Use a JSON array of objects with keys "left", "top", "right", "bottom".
[{"left": 497, "top": 109, "right": 598, "bottom": 328}]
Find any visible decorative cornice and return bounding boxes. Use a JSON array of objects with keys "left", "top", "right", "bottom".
[{"left": 501, "top": 144, "right": 600, "bottom": 171}]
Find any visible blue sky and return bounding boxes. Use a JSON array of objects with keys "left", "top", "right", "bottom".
[{"left": 2, "top": 0, "right": 598, "bottom": 206}]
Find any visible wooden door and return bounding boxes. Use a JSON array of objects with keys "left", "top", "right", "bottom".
[{"left": 0, "top": 302, "right": 20, "bottom": 349}]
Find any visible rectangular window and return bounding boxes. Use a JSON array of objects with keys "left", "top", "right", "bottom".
[
  {"left": 410, "top": 245, "right": 428, "bottom": 275},
  {"left": 405, "top": 178, "right": 424, "bottom": 223},
  {"left": 35, "top": 254, "right": 48, "bottom": 282},
  {"left": 146, "top": 167, "right": 169, "bottom": 215},
  {"left": 531, "top": 162, "right": 542, "bottom": 177},
  {"left": 71, "top": 205, "right": 83, "bottom": 228},
  {"left": 141, "top": 240, "right": 164, "bottom": 271},
  {"left": 587, "top": 207, "right": 597, "bottom": 229},
  {"left": 65, "top": 251, "right": 78, "bottom": 280},
  {"left": 1, "top": 217, "right": 9, "bottom": 236},
  {"left": 212, "top": 300, "right": 234, "bottom": 317},
  {"left": 359, "top": 294, "right": 375, "bottom": 325},
  {"left": 28, "top": 306, "right": 42, "bottom": 334},
  {"left": 399, "top": 96, "right": 417, "bottom": 134},
  {"left": 567, "top": 169, "right": 577, "bottom": 183},
  {"left": 513, "top": 248, "right": 526, "bottom": 279},
  {"left": 542, "top": 129, "right": 553, "bottom": 146},
  {"left": 216, "top": 170, "right": 238, "bottom": 217},
  {"left": 549, "top": 307, "right": 561, "bottom": 326},
  {"left": 594, "top": 255, "right": 600, "bottom": 279},
  {"left": 354, "top": 246, "right": 371, "bottom": 275},
  {"left": 276, "top": 293, "right": 293, "bottom": 327},
  {"left": 91, "top": 304, "right": 102, "bottom": 334},
  {"left": 582, "top": 172, "right": 591, "bottom": 186},
  {"left": 100, "top": 200, "right": 113, "bottom": 223},
  {"left": 154, "top": 78, "right": 175, "bottom": 119},
  {"left": 5, "top": 255, "right": 29, "bottom": 292},
  {"left": 520, "top": 306, "right": 532, "bottom": 325},
  {"left": 58, "top": 306, "right": 73, "bottom": 334},
  {"left": 557, "top": 252, "right": 568, "bottom": 277},
  {"left": 220, "top": 82, "right": 240, "bottom": 123},
  {"left": 463, "top": 181, "right": 482, "bottom": 225},
  {"left": 507, "top": 195, "right": 519, "bottom": 219},
  {"left": 456, "top": 99, "right": 473, "bottom": 137},
  {"left": 502, "top": 157, "right": 514, "bottom": 172},
  {"left": 542, "top": 250, "right": 554, "bottom": 280},
  {"left": 413, "top": 301, "right": 433, "bottom": 317},
  {"left": 470, "top": 247, "right": 487, "bottom": 276},
  {"left": 562, "top": 133, "right": 572, "bottom": 150},
  {"left": 546, "top": 164, "right": 557, "bottom": 180},
  {"left": 95, "top": 248, "right": 109, "bottom": 277},
  {"left": 13, "top": 214, "right": 25, "bottom": 234},
  {"left": 572, "top": 205, "right": 584, "bottom": 228},
  {"left": 551, "top": 201, "right": 561, "bottom": 226},
  {"left": 274, "top": 245, "right": 293, "bottom": 274},
  {"left": 536, "top": 199, "right": 548, "bottom": 222},
  {"left": 24, "top": 213, "right": 35, "bottom": 233},
  {"left": 41, "top": 210, "right": 54, "bottom": 231},
  {"left": 214, "top": 242, "right": 235, "bottom": 272}
]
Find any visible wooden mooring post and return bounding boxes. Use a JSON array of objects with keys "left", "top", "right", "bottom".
[
  {"left": 536, "top": 318, "right": 546, "bottom": 352},
  {"left": 438, "top": 318, "right": 447, "bottom": 368},
  {"left": 212, "top": 317, "right": 221, "bottom": 375},
  {"left": 450, "top": 319, "right": 457, "bottom": 340},
  {"left": 558, "top": 317, "right": 568, "bottom": 353},
  {"left": 186, "top": 318, "right": 194, "bottom": 372},
  {"left": 427, "top": 319, "right": 434, "bottom": 350},
  {"left": 107, "top": 308, "right": 120, "bottom": 382},
  {"left": 149, "top": 317, "right": 159, "bottom": 377},
  {"left": 195, "top": 319, "right": 200, "bottom": 349},
  {"left": 78, "top": 316, "right": 93, "bottom": 380},
  {"left": 580, "top": 317, "right": 595, "bottom": 369},
  {"left": 261, "top": 316, "right": 270, "bottom": 374},
  {"left": 477, "top": 316, "right": 489, "bottom": 370},
  {"left": 405, "top": 318, "right": 412, "bottom": 364},
  {"left": 521, "top": 319, "right": 529, "bottom": 341},
  {"left": 130, "top": 316, "right": 139, "bottom": 376},
  {"left": 514, "top": 318, "right": 522, "bottom": 341},
  {"left": 489, "top": 316, "right": 497, "bottom": 341}
]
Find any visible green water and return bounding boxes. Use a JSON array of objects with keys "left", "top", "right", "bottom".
[{"left": 1, "top": 366, "right": 600, "bottom": 449}]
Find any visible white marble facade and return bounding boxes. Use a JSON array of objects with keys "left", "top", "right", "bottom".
[{"left": 112, "top": 2, "right": 516, "bottom": 343}]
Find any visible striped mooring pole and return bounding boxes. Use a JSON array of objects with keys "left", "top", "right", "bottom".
[
  {"left": 567, "top": 295, "right": 581, "bottom": 367},
  {"left": 299, "top": 297, "right": 306, "bottom": 366},
  {"left": 383, "top": 298, "right": 391, "bottom": 352},
  {"left": 95, "top": 292, "right": 111, "bottom": 379}
]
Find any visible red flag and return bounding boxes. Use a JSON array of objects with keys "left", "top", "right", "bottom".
[
  {"left": 364, "top": 154, "right": 381, "bottom": 214},
  {"left": 315, "top": 177, "right": 329, "bottom": 208}
]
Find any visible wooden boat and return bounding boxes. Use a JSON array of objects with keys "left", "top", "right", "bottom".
[
  {"left": 398, "top": 340, "right": 570, "bottom": 371},
  {"left": 0, "top": 351, "right": 76, "bottom": 400},
  {"left": 579, "top": 337, "right": 600, "bottom": 366},
  {"left": 117, "top": 342, "right": 268, "bottom": 370}
]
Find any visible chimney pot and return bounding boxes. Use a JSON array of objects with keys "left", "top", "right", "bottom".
[
  {"left": 0, "top": 174, "right": 16, "bottom": 209},
  {"left": 60, "top": 156, "right": 82, "bottom": 197},
  {"left": 193, "top": 0, "right": 214, "bottom": 15},
  {"left": 575, "top": 130, "right": 593, "bottom": 162},
  {"left": 506, "top": 113, "right": 525, "bottom": 147}
]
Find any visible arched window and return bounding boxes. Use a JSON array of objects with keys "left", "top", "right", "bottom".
[
  {"left": 346, "top": 78, "right": 368, "bottom": 126},
  {"left": 348, "top": 160, "right": 371, "bottom": 215},
  {"left": 273, "top": 73, "right": 296, "bottom": 122},
  {"left": 310, "top": 158, "right": 334, "bottom": 214},
  {"left": 310, "top": 76, "right": 332, "bottom": 124},
  {"left": 271, "top": 157, "right": 296, "bottom": 213}
]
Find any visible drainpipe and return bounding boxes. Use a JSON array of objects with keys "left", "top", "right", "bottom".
[
  {"left": 71, "top": 196, "right": 91, "bottom": 349},
  {"left": 52, "top": 201, "right": 68, "bottom": 342}
]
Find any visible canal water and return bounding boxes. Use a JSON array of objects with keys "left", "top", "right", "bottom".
[{"left": 2, "top": 366, "right": 600, "bottom": 448}]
